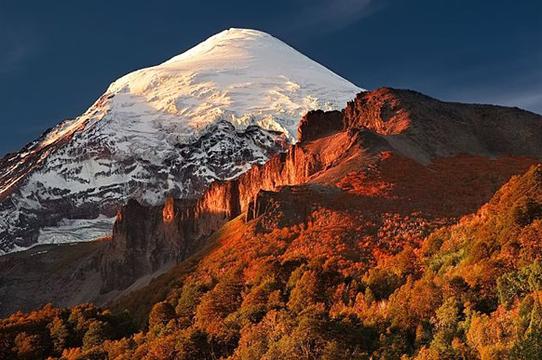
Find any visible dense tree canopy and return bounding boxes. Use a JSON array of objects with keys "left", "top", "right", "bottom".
[{"left": 1, "top": 165, "right": 542, "bottom": 359}]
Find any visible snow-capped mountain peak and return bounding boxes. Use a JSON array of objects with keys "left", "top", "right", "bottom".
[
  {"left": 102, "top": 27, "right": 361, "bottom": 141},
  {"left": 0, "top": 28, "right": 361, "bottom": 253}
]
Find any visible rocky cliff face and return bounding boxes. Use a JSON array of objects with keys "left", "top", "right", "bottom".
[
  {"left": 297, "top": 110, "right": 344, "bottom": 142},
  {"left": 99, "top": 107, "right": 361, "bottom": 291},
  {"left": 100, "top": 88, "right": 542, "bottom": 294}
]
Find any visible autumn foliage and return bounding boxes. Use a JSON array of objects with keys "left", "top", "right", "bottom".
[{"left": 1, "top": 160, "right": 542, "bottom": 359}]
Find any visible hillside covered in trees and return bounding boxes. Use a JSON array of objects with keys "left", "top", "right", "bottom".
[{"left": 2, "top": 165, "right": 542, "bottom": 359}]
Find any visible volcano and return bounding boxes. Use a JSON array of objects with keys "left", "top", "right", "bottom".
[{"left": 0, "top": 28, "right": 361, "bottom": 253}]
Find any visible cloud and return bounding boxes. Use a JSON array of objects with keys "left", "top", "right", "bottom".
[
  {"left": 283, "top": 0, "right": 385, "bottom": 35},
  {"left": 0, "top": 43, "right": 29, "bottom": 72},
  {"left": 0, "top": 15, "right": 36, "bottom": 74},
  {"left": 441, "top": 82, "right": 542, "bottom": 116},
  {"left": 494, "top": 89, "right": 542, "bottom": 114}
]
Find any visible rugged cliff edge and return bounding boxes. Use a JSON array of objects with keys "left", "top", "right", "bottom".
[
  {"left": 344, "top": 88, "right": 542, "bottom": 163},
  {"left": 98, "top": 109, "right": 348, "bottom": 291},
  {"left": 99, "top": 87, "right": 542, "bottom": 293}
]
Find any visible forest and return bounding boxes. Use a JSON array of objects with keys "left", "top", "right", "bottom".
[{"left": 1, "top": 165, "right": 542, "bottom": 359}]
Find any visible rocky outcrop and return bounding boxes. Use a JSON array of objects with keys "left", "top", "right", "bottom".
[
  {"left": 100, "top": 178, "right": 245, "bottom": 291},
  {"left": 297, "top": 110, "right": 343, "bottom": 142},
  {"left": 246, "top": 190, "right": 277, "bottom": 222},
  {"left": 99, "top": 112, "right": 356, "bottom": 292},
  {"left": 98, "top": 87, "right": 542, "bottom": 295},
  {"left": 245, "top": 185, "right": 325, "bottom": 231}
]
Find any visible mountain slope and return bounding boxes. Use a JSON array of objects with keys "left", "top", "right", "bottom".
[
  {"left": 344, "top": 88, "right": 542, "bottom": 163},
  {"left": 98, "top": 94, "right": 541, "bottom": 359},
  {"left": 105, "top": 88, "right": 542, "bottom": 299},
  {"left": 3, "top": 87, "right": 540, "bottom": 314},
  {"left": 1, "top": 89, "right": 542, "bottom": 359},
  {"left": 105, "top": 163, "right": 542, "bottom": 360},
  {"left": 0, "top": 28, "right": 361, "bottom": 253}
]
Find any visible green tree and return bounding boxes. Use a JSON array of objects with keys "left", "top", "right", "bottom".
[
  {"left": 364, "top": 268, "right": 402, "bottom": 300},
  {"left": 429, "top": 297, "right": 461, "bottom": 359},
  {"left": 175, "top": 328, "right": 210, "bottom": 360},
  {"left": 511, "top": 327, "right": 542, "bottom": 360},
  {"left": 284, "top": 306, "right": 328, "bottom": 359},
  {"left": 175, "top": 282, "right": 205, "bottom": 328},
  {"left": 513, "top": 198, "right": 542, "bottom": 227},
  {"left": 287, "top": 270, "right": 320, "bottom": 312},
  {"left": 149, "top": 301, "right": 176, "bottom": 329},
  {"left": 82, "top": 320, "right": 112, "bottom": 350},
  {"left": 68, "top": 303, "right": 100, "bottom": 340},
  {"left": 48, "top": 316, "right": 72, "bottom": 354},
  {"left": 194, "top": 270, "right": 243, "bottom": 337},
  {"left": 13, "top": 332, "right": 45, "bottom": 360}
]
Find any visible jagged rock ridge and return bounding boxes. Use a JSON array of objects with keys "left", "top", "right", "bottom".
[
  {"left": 100, "top": 88, "right": 542, "bottom": 292},
  {"left": 344, "top": 88, "right": 542, "bottom": 163}
]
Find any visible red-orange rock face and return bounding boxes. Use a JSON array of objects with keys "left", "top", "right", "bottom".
[
  {"left": 101, "top": 88, "right": 542, "bottom": 293},
  {"left": 297, "top": 110, "right": 344, "bottom": 142},
  {"left": 162, "top": 196, "right": 175, "bottom": 224}
]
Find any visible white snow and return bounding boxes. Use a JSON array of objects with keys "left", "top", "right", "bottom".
[
  {"left": 94, "top": 28, "right": 362, "bottom": 143},
  {"left": 37, "top": 216, "right": 115, "bottom": 244}
]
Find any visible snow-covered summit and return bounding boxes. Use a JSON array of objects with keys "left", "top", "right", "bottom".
[
  {"left": 102, "top": 27, "right": 361, "bottom": 141},
  {"left": 0, "top": 28, "right": 361, "bottom": 253}
]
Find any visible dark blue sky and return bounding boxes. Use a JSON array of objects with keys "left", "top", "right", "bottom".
[{"left": 1, "top": 0, "right": 541, "bottom": 155}]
